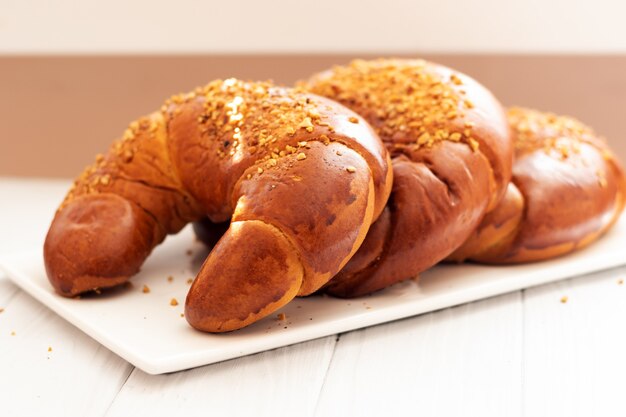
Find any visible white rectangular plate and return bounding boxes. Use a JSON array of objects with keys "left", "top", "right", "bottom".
[{"left": 2, "top": 217, "right": 626, "bottom": 375}]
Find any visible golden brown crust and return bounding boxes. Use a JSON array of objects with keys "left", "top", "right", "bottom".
[
  {"left": 231, "top": 141, "right": 376, "bottom": 296},
  {"left": 44, "top": 194, "right": 162, "bottom": 296},
  {"left": 185, "top": 220, "right": 304, "bottom": 332},
  {"left": 447, "top": 182, "right": 524, "bottom": 261},
  {"left": 451, "top": 107, "right": 626, "bottom": 263},
  {"left": 305, "top": 59, "right": 511, "bottom": 209},
  {"left": 304, "top": 59, "right": 512, "bottom": 297},
  {"left": 166, "top": 81, "right": 391, "bottom": 223},
  {"left": 58, "top": 112, "right": 203, "bottom": 234},
  {"left": 44, "top": 79, "right": 392, "bottom": 332}
]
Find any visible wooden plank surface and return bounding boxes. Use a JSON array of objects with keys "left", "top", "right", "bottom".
[
  {"left": 0, "top": 178, "right": 133, "bottom": 416},
  {"left": 523, "top": 266, "right": 626, "bottom": 417},
  {"left": 0, "top": 285, "right": 133, "bottom": 416},
  {"left": 106, "top": 337, "right": 337, "bottom": 417},
  {"left": 314, "top": 293, "right": 523, "bottom": 416},
  {"left": 1, "top": 178, "right": 626, "bottom": 416}
]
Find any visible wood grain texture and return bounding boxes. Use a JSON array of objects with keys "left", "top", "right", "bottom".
[
  {"left": 523, "top": 266, "right": 626, "bottom": 417},
  {"left": 0, "top": 287, "right": 133, "bottom": 416},
  {"left": 2, "top": 179, "right": 626, "bottom": 416},
  {"left": 105, "top": 336, "right": 337, "bottom": 417},
  {"left": 314, "top": 293, "right": 523, "bottom": 416},
  {"left": 0, "top": 178, "right": 132, "bottom": 416},
  {"left": 0, "top": 275, "right": 20, "bottom": 305}
]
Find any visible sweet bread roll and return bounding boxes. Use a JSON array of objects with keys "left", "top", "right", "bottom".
[
  {"left": 44, "top": 79, "right": 392, "bottom": 332},
  {"left": 449, "top": 107, "right": 626, "bottom": 263},
  {"left": 303, "top": 59, "right": 513, "bottom": 297}
]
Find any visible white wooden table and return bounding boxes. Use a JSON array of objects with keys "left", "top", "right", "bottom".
[{"left": 1, "top": 177, "right": 625, "bottom": 417}]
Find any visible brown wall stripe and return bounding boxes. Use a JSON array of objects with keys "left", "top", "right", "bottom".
[{"left": 1, "top": 55, "right": 625, "bottom": 177}]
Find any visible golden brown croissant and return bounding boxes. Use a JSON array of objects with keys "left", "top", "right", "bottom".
[
  {"left": 44, "top": 79, "right": 392, "bottom": 332},
  {"left": 449, "top": 107, "right": 626, "bottom": 263},
  {"left": 302, "top": 59, "right": 513, "bottom": 297}
]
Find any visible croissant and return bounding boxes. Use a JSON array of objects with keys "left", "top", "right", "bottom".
[
  {"left": 449, "top": 107, "right": 626, "bottom": 263},
  {"left": 43, "top": 79, "right": 392, "bottom": 332},
  {"left": 302, "top": 59, "right": 513, "bottom": 297}
]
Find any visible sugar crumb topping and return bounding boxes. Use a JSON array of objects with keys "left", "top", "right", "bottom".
[
  {"left": 508, "top": 107, "right": 609, "bottom": 161},
  {"left": 305, "top": 59, "right": 479, "bottom": 154}
]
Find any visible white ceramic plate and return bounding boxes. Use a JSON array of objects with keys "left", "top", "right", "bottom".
[{"left": 2, "top": 217, "right": 626, "bottom": 375}]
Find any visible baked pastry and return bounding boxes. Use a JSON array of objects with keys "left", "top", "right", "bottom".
[
  {"left": 449, "top": 107, "right": 626, "bottom": 263},
  {"left": 44, "top": 79, "right": 392, "bottom": 332},
  {"left": 303, "top": 59, "right": 513, "bottom": 297}
]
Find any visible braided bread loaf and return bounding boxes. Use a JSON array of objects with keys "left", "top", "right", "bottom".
[
  {"left": 449, "top": 107, "right": 626, "bottom": 263},
  {"left": 44, "top": 79, "right": 392, "bottom": 332},
  {"left": 303, "top": 59, "right": 513, "bottom": 297}
]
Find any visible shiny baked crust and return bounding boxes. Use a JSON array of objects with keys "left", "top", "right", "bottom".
[
  {"left": 303, "top": 59, "right": 513, "bottom": 297},
  {"left": 449, "top": 107, "right": 626, "bottom": 263},
  {"left": 44, "top": 79, "right": 392, "bottom": 332}
]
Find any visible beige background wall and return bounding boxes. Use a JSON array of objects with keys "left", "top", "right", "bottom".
[
  {"left": 2, "top": 0, "right": 626, "bottom": 53},
  {"left": 2, "top": 1, "right": 625, "bottom": 177}
]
